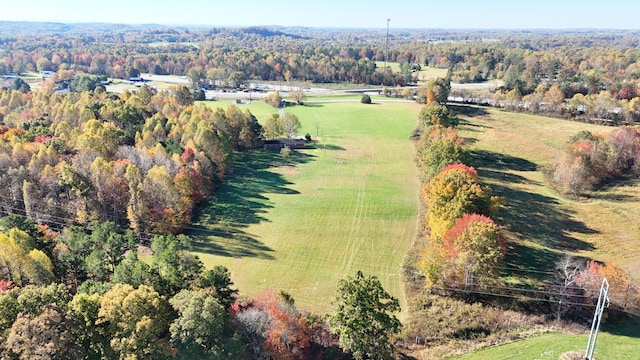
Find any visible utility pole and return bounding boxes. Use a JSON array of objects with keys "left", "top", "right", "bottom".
[
  {"left": 383, "top": 19, "right": 390, "bottom": 74},
  {"left": 585, "top": 278, "right": 610, "bottom": 360}
]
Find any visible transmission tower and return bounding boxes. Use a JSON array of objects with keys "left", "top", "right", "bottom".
[{"left": 585, "top": 278, "right": 610, "bottom": 360}]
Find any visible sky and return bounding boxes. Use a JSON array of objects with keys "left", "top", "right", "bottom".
[{"left": 2, "top": 0, "right": 640, "bottom": 29}]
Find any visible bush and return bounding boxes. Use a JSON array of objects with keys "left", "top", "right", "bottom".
[
  {"left": 403, "top": 293, "right": 543, "bottom": 343},
  {"left": 360, "top": 94, "right": 372, "bottom": 104}
]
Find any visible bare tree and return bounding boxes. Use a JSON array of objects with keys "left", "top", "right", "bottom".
[{"left": 554, "top": 255, "right": 584, "bottom": 319}]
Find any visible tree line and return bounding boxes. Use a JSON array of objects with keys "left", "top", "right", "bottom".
[{"left": 411, "top": 82, "right": 506, "bottom": 291}]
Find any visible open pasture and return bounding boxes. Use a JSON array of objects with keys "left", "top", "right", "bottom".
[
  {"left": 191, "top": 99, "right": 422, "bottom": 314},
  {"left": 455, "top": 106, "right": 640, "bottom": 279}
]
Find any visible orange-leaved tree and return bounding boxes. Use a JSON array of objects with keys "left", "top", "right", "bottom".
[
  {"left": 576, "top": 260, "right": 638, "bottom": 309},
  {"left": 236, "top": 289, "right": 311, "bottom": 360}
]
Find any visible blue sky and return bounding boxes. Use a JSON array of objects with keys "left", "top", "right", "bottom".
[{"left": 2, "top": 0, "right": 640, "bottom": 29}]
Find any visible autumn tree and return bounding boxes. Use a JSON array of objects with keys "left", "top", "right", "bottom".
[
  {"left": 551, "top": 128, "right": 640, "bottom": 197},
  {"left": 173, "top": 85, "right": 194, "bottom": 106},
  {"left": 427, "top": 77, "right": 451, "bottom": 104},
  {"left": 439, "top": 214, "right": 505, "bottom": 288},
  {"left": 329, "top": 271, "right": 401, "bottom": 360},
  {"left": 282, "top": 112, "right": 302, "bottom": 139},
  {"left": 0, "top": 230, "right": 54, "bottom": 286},
  {"left": 124, "top": 163, "right": 149, "bottom": 238},
  {"left": 187, "top": 67, "right": 205, "bottom": 89},
  {"left": 576, "top": 260, "right": 636, "bottom": 309},
  {"left": 97, "top": 284, "right": 172, "bottom": 359},
  {"left": 265, "top": 91, "right": 283, "bottom": 108},
  {"left": 68, "top": 292, "right": 112, "bottom": 359},
  {"left": 236, "top": 289, "right": 311, "bottom": 360},
  {"left": 0, "top": 283, "right": 70, "bottom": 340},
  {"left": 543, "top": 84, "right": 565, "bottom": 114},
  {"left": 423, "top": 164, "right": 501, "bottom": 241}
]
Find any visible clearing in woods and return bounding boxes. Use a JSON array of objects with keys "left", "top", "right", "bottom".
[{"left": 191, "top": 98, "right": 422, "bottom": 314}]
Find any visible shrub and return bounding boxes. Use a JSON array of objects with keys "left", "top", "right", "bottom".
[{"left": 360, "top": 94, "right": 372, "bottom": 104}]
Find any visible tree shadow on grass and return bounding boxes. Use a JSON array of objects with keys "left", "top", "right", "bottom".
[
  {"left": 471, "top": 149, "right": 537, "bottom": 172},
  {"left": 472, "top": 150, "right": 598, "bottom": 280},
  {"left": 589, "top": 178, "right": 640, "bottom": 202},
  {"left": 189, "top": 150, "right": 313, "bottom": 259},
  {"left": 450, "top": 104, "right": 490, "bottom": 117},
  {"left": 604, "top": 317, "right": 640, "bottom": 338},
  {"left": 189, "top": 224, "right": 275, "bottom": 259}
]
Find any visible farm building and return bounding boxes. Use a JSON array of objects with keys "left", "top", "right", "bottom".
[{"left": 264, "top": 139, "right": 306, "bottom": 150}]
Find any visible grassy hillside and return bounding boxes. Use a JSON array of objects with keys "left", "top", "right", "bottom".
[
  {"left": 455, "top": 106, "right": 640, "bottom": 279},
  {"left": 190, "top": 99, "right": 422, "bottom": 314}
]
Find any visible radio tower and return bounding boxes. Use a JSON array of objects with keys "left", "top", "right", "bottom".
[{"left": 384, "top": 18, "right": 390, "bottom": 72}]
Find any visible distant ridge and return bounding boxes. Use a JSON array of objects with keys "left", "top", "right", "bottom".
[{"left": 0, "top": 21, "right": 169, "bottom": 36}]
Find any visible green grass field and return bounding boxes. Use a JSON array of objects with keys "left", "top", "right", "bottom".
[
  {"left": 190, "top": 99, "right": 422, "bottom": 314},
  {"left": 452, "top": 319, "right": 640, "bottom": 359},
  {"left": 454, "top": 106, "right": 640, "bottom": 279}
]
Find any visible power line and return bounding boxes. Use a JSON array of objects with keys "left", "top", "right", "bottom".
[
  {"left": 434, "top": 285, "right": 599, "bottom": 308},
  {"left": 444, "top": 280, "right": 595, "bottom": 300}
]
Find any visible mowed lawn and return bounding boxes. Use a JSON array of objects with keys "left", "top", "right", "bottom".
[
  {"left": 191, "top": 99, "right": 422, "bottom": 314},
  {"left": 453, "top": 328, "right": 640, "bottom": 360},
  {"left": 455, "top": 106, "right": 640, "bottom": 279}
]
